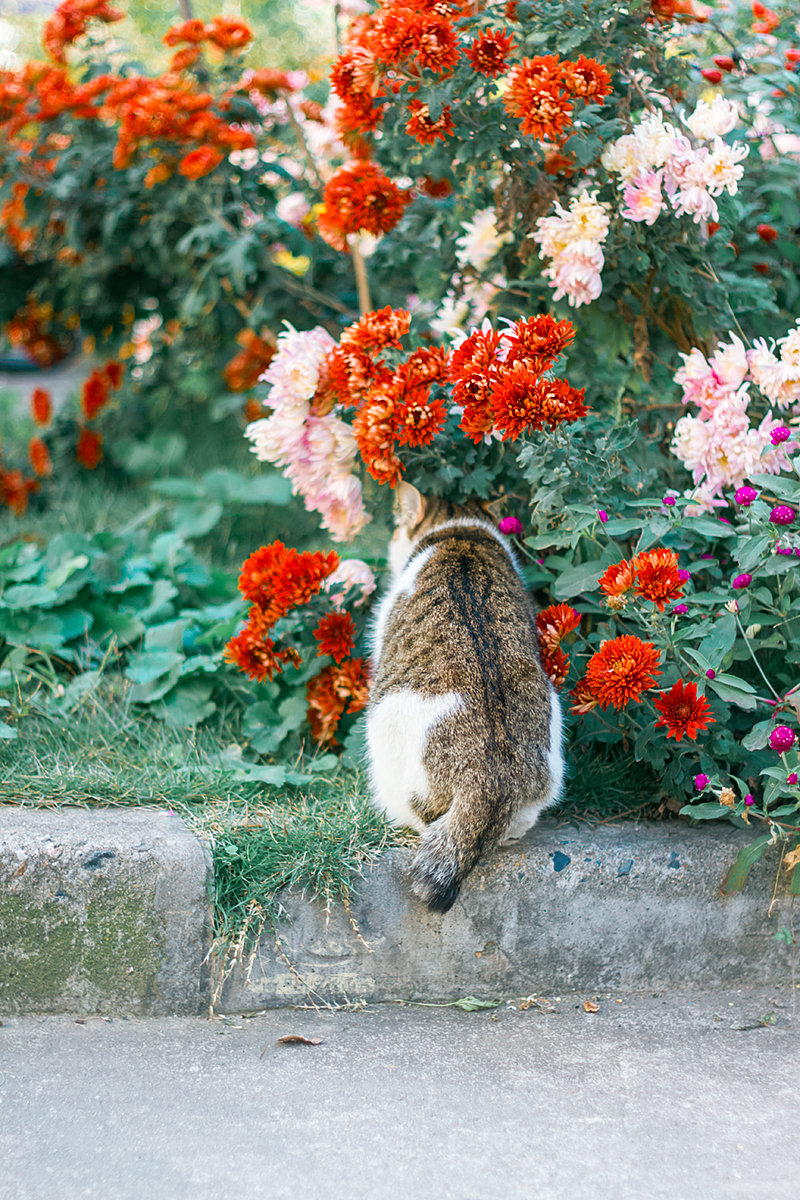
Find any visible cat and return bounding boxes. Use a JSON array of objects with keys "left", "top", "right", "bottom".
[{"left": 365, "top": 482, "right": 564, "bottom": 913}]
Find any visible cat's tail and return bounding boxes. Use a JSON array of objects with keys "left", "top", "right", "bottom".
[{"left": 409, "top": 784, "right": 509, "bottom": 914}]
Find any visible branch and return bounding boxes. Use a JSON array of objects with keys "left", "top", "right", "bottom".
[{"left": 349, "top": 237, "right": 372, "bottom": 315}]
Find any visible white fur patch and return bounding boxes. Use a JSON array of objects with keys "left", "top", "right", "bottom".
[
  {"left": 502, "top": 687, "right": 565, "bottom": 843},
  {"left": 368, "top": 545, "right": 434, "bottom": 665},
  {"left": 365, "top": 690, "right": 464, "bottom": 831}
]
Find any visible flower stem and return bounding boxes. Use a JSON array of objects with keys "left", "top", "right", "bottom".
[
  {"left": 350, "top": 237, "right": 372, "bottom": 315},
  {"left": 733, "top": 610, "right": 783, "bottom": 702}
]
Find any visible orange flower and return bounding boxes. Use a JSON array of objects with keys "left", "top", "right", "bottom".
[
  {"left": 320, "top": 162, "right": 410, "bottom": 240},
  {"left": 633, "top": 547, "right": 684, "bottom": 611},
  {"left": 401, "top": 345, "right": 451, "bottom": 387},
  {"left": 163, "top": 19, "right": 208, "bottom": 47},
  {"left": 178, "top": 146, "right": 224, "bottom": 179},
  {"left": 504, "top": 315, "right": 575, "bottom": 374},
  {"left": 394, "top": 387, "right": 446, "bottom": 448},
  {"left": 103, "top": 359, "right": 123, "bottom": 389},
  {"left": 653, "top": 680, "right": 715, "bottom": 742},
  {"left": 449, "top": 326, "right": 501, "bottom": 443},
  {"left": 76, "top": 428, "right": 103, "bottom": 469},
  {"left": 584, "top": 635, "right": 662, "bottom": 710},
  {"left": 224, "top": 605, "right": 301, "bottom": 682},
  {"left": 466, "top": 28, "right": 515, "bottom": 77},
  {"left": 489, "top": 364, "right": 550, "bottom": 440},
  {"left": 562, "top": 56, "right": 612, "bottom": 104},
  {"left": 420, "top": 175, "right": 452, "bottom": 198},
  {"left": 313, "top": 612, "right": 356, "bottom": 663},
  {"left": 238, "top": 541, "right": 339, "bottom": 617},
  {"left": 31, "top": 387, "right": 52, "bottom": 426},
  {"left": 752, "top": 2, "right": 780, "bottom": 34},
  {"left": 536, "top": 603, "right": 581, "bottom": 654},
  {"left": 247, "top": 68, "right": 293, "bottom": 96},
  {"left": 43, "top": 1, "right": 123, "bottom": 64},
  {"left": 503, "top": 56, "right": 574, "bottom": 141},
  {"left": 341, "top": 306, "right": 411, "bottom": 354},
  {"left": 405, "top": 100, "right": 454, "bottom": 144},
  {"left": 376, "top": 9, "right": 460, "bottom": 76},
  {"left": 353, "top": 394, "right": 404, "bottom": 486},
  {"left": 306, "top": 657, "right": 370, "bottom": 746},
  {"left": 80, "top": 370, "right": 109, "bottom": 420},
  {"left": 144, "top": 162, "right": 173, "bottom": 188},
  {"left": 0, "top": 468, "right": 39, "bottom": 515},
  {"left": 170, "top": 46, "right": 202, "bottom": 72},
  {"left": 205, "top": 16, "right": 253, "bottom": 51},
  {"left": 569, "top": 676, "right": 599, "bottom": 715},
  {"left": 224, "top": 329, "right": 275, "bottom": 392},
  {"left": 539, "top": 644, "right": 570, "bottom": 690},
  {"left": 598, "top": 559, "right": 637, "bottom": 598},
  {"left": 28, "top": 436, "right": 52, "bottom": 478}
]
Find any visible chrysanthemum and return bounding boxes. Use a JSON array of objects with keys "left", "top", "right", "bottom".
[
  {"left": 28, "top": 436, "right": 52, "bottom": 478},
  {"left": 405, "top": 100, "right": 454, "bottom": 144},
  {"left": 503, "top": 315, "right": 575, "bottom": 374},
  {"left": 569, "top": 676, "right": 599, "bottom": 715},
  {"left": 503, "top": 57, "right": 574, "bottom": 141},
  {"left": 536, "top": 603, "right": 581, "bottom": 654},
  {"left": 81, "top": 370, "right": 109, "bottom": 420},
  {"left": 633, "top": 547, "right": 685, "bottom": 610},
  {"left": 489, "top": 363, "right": 550, "bottom": 440},
  {"left": 598, "top": 559, "right": 637, "bottom": 598},
  {"left": 562, "top": 55, "right": 612, "bottom": 103},
  {"left": 341, "top": 306, "right": 411, "bottom": 353},
  {"left": 653, "top": 679, "right": 715, "bottom": 741},
  {"left": 320, "top": 162, "right": 410, "bottom": 239},
  {"left": 178, "top": 146, "right": 224, "bottom": 179},
  {"left": 76, "top": 428, "right": 103, "bottom": 469},
  {"left": 394, "top": 388, "right": 446, "bottom": 448},
  {"left": 465, "top": 28, "right": 515, "bottom": 78},
  {"left": 584, "top": 635, "right": 662, "bottom": 710},
  {"left": 31, "top": 388, "right": 52, "bottom": 426},
  {"left": 353, "top": 394, "right": 403, "bottom": 485},
  {"left": 539, "top": 644, "right": 570, "bottom": 689},
  {"left": 313, "top": 611, "right": 356, "bottom": 663},
  {"left": 306, "top": 657, "right": 370, "bottom": 746}
]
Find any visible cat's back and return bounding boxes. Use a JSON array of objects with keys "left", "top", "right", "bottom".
[{"left": 370, "top": 520, "right": 547, "bottom": 705}]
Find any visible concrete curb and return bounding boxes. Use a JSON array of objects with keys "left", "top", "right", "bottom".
[
  {"left": 1, "top": 807, "right": 796, "bottom": 1015},
  {"left": 0, "top": 807, "right": 212, "bottom": 1016},
  {"left": 217, "top": 821, "right": 797, "bottom": 1011}
]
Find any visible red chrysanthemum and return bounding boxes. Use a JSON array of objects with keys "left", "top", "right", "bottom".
[
  {"left": 420, "top": 175, "right": 453, "bottom": 198},
  {"left": 247, "top": 68, "right": 294, "bottom": 96},
  {"left": 0, "top": 468, "right": 39, "bottom": 515},
  {"left": 401, "top": 345, "right": 451, "bottom": 387},
  {"left": 205, "top": 16, "right": 253, "bottom": 51},
  {"left": 584, "top": 635, "right": 662, "bottom": 710},
  {"left": 465, "top": 28, "right": 515, "bottom": 77},
  {"left": 569, "top": 676, "right": 599, "bottom": 715},
  {"left": 28, "top": 436, "right": 52, "bottom": 478},
  {"left": 449, "top": 327, "right": 501, "bottom": 442},
  {"left": 353, "top": 391, "right": 404, "bottom": 485},
  {"left": 598, "top": 559, "right": 637, "bottom": 598},
  {"left": 80, "top": 370, "right": 109, "bottom": 420},
  {"left": 320, "top": 162, "right": 410, "bottom": 240},
  {"left": 562, "top": 55, "right": 613, "bottom": 104},
  {"left": 76, "top": 427, "right": 103, "bottom": 469},
  {"left": 539, "top": 644, "right": 570, "bottom": 690},
  {"left": 394, "top": 387, "right": 446, "bottom": 447},
  {"left": 224, "top": 605, "right": 301, "bottom": 683},
  {"left": 490, "top": 366, "right": 585, "bottom": 440},
  {"left": 103, "top": 359, "right": 123, "bottom": 389},
  {"left": 313, "top": 611, "right": 357, "bottom": 664},
  {"left": 341, "top": 306, "right": 411, "bottom": 354},
  {"left": 237, "top": 541, "right": 339, "bottom": 618},
  {"left": 377, "top": 10, "right": 460, "bottom": 76},
  {"left": 306, "top": 657, "right": 370, "bottom": 746},
  {"left": 503, "top": 315, "right": 575, "bottom": 374},
  {"left": 163, "top": 19, "right": 207, "bottom": 46},
  {"left": 405, "top": 99, "right": 454, "bottom": 144},
  {"left": 31, "top": 387, "right": 52, "bottom": 426},
  {"left": 536, "top": 603, "right": 581, "bottom": 654},
  {"left": 633, "top": 547, "right": 685, "bottom": 611},
  {"left": 503, "top": 56, "right": 574, "bottom": 141},
  {"left": 178, "top": 146, "right": 224, "bottom": 179},
  {"left": 653, "top": 679, "right": 715, "bottom": 741}
]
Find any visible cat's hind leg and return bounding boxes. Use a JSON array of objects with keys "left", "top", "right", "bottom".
[{"left": 365, "top": 690, "right": 463, "bottom": 833}]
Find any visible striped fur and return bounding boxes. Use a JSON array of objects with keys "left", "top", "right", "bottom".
[{"left": 365, "top": 486, "right": 564, "bottom": 913}]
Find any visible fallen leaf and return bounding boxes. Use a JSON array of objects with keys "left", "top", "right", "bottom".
[
  {"left": 783, "top": 846, "right": 800, "bottom": 871},
  {"left": 451, "top": 996, "right": 501, "bottom": 1011},
  {"left": 74, "top": 1018, "right": 86, "bottom": 1025},
  {"left": 583, "top": 1000, "right": 600, "bottom": 1013},
  {"left": 11, "top": 860, "right": 27, "bottom": 878},
  {"left": 276, "top": 1034, "right": 323, "bottom": 1046}
]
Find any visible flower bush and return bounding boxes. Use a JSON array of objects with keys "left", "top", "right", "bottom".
[{"left": 2, "top": 1, "right": 799, "bottom": 890}]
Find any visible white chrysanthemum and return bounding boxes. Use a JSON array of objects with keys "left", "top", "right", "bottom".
[
  {"left": 262, "top": 325, "right": 335, "bottom": 405},
  {"left": 710, "top": 334, "right": 748, "bottom": 392},
  {"left": 747, "top": 339, "right": 785, "bottom": 404},
  {"left": 429, "top": 289, "right": 471, "bottom": 338},
  {"left": 685, "top": 96, "right": 739, "bottom": 141},
  {"left": 705, "top": 138, "right": 748, "bottom": 196},
  {"left": 325, "top": 558, "right": 376, "bottom": 607},
  {"left": 601, "top": 133, "right": 647, "bottom": 181},
  {"left": 276, "top": 192, "right": 311, "bottom": 227},
  {"left": 634, "top": 111, "right": 681, "bottom": 169},
  {"left": 530, "top": 204, "right": 573, "bottom": 258},
  {"left": 778, "top": 321, "right": 800, "bottom": 372},
  {"left": 455, "top": 208, "right": 512, "bottom": 272},
  {"left": 566, "top": 191, "right": 611, "bottom": 243}
]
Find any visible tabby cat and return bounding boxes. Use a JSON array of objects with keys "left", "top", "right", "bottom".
[{"left": 365, "top": 483, "right": 564, "bottom": 913}]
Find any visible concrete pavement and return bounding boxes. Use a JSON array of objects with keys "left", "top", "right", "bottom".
[{"left": 0, "top": 987, "right": 797, "bottom": 1200}]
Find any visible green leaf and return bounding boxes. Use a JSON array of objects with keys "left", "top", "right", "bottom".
[
  {"left": 679, "top": 802, "right": 732, "bottom": 820},
  {"left": 552, "top": 551, "right": 616, "bottom": 600},
  {"left": 697, "top": 613, "right": 736, "bottom": 665},
  {"left": 0, "top": 719, "right": 17, "bottom": 740},
  {"left": 0, "top": 584, "right": 59, "bottom": 609},
  {"left": 741, "top": 719, "right": 775, "bottom": 751},
  {"left": 736, "top": 535, "right": 771, "bottom": 572},
  {"left": 451, "top": 997, "right": 501, "bottom": 1011},
  {"left": 720, "top": 836, "right": 771, "bottom": 895},
  {"left": 153, "top": 680, "right": 216, "bottom": 727},
  {"left": 172, "top": 501, "right": 224, "bottom": 538},
  {"left": 706, "top": 674, "right": 758, "bottom": 710},
  {"left": 125, "top": 649, "right": 183, "bottom": 684}
]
